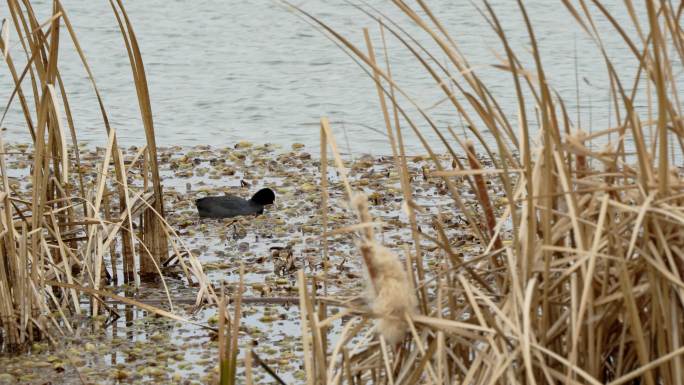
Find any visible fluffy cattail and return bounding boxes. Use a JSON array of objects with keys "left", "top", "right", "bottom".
[{"left": 352, "top": 194, "right": 417, "bottom": 344}]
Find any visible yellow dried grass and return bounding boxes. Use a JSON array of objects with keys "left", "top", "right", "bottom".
[
  {"left": 0, "top": 0, "right": 213, "bottom": 351},
  {"left": 291, "top": 0, "right": 684, "bottom": 383}
]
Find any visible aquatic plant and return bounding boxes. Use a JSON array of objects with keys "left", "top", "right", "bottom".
[
  {"left": 0, "top": 0, "right": 213, "bottom": 352},
  {"left": 293, "top": 0, "right": 684, "bottom": 383}
]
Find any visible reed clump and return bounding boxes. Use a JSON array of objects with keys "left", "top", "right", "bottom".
[
  {"left": 0, "top": 0, "right": 212, "bottom": 352},
  {"left": 294, "top": 1, "right": 684, "bottom": 383}
]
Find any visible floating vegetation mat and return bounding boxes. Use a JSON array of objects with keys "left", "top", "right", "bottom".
[{"left": 0, "top": 142, "right": 491, "bottom": 384}]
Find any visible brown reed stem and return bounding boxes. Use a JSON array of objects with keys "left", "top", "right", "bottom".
[{"left": 465, "top": 141, "right": 502, "bottom": 255}]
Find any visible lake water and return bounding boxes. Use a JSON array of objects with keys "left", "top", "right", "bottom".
[{"left": 0, "top": 1, "right": 681, "bottom": 159}]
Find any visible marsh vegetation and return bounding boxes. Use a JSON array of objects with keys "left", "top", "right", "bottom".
[{"left": 1, "top": 0, "right": 684, "bottom": 384}]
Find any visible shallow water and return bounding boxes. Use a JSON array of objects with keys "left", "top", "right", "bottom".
[
  {"left": 0, "top": 143, "right": 481, "bottom": 383},
  {"left": 2, "top": 1, "right": 680, "bottom": 160}
]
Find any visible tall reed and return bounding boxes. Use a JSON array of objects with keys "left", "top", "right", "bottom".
[
  {"left": 0, "top": 0, "right": 212, "bottom": 352},
  {"left": 293, "top": 0, "right": 684, "bottom": 383}
]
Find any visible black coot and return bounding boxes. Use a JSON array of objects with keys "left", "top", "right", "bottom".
[{"left": 195, "top": 188, "right": 275, "bottom": 218}]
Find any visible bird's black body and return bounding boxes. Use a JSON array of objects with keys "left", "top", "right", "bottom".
[{"left": 195, "top": 188, "right": 275, "bottom": 218}]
